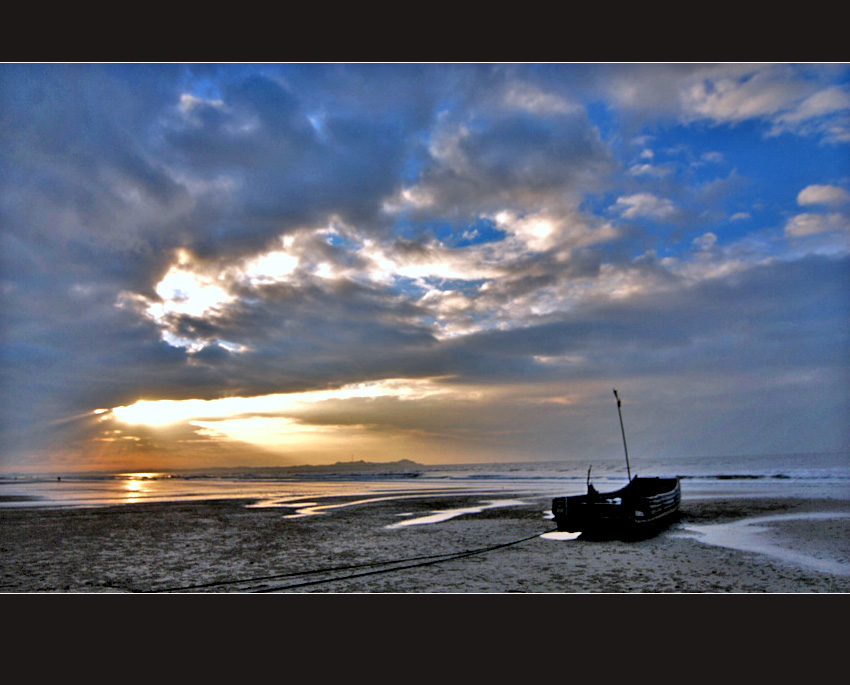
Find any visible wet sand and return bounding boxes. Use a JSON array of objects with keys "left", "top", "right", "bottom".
[{"left": 1, "top": 493, "right": 848, "bottom": 593}]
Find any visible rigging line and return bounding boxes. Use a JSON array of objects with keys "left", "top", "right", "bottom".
[
  {"left": 148, "top": 530, "right": 548, "bottom": 593},
  {"left": 249, "top": 531, "right": 546, "bottom": 593}
]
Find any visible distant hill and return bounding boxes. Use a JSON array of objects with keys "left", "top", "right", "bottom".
[
  {"left": 272, "top": 459, "right": 423, "bottom": 474},
  {"left": 176, "top": 459, "right": 424, "bottom": 477}
]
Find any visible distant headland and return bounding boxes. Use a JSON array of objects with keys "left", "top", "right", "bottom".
[{"left": 175, "top": 459, "right": 424, "bottom": 477}]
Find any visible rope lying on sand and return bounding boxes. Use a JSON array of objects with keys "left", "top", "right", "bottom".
[
  {"left": 253, "top": 530, "right": 546, "bottom": 592},
  {"left": 147, "top": 531, "right": 547, "bottom": 593}
]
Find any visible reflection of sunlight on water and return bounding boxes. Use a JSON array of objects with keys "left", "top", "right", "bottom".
[
  {"left": 385, "top": 499, "right": 527, "bottom": 529},
  {"left": 249, "top": 495, "right": 531, "bottom": 523},
  {"left": 1, "top": 472, "right": 568, "bottom": 511},
  {"left": 118, "top": 472, "right": 170, "bottom": 504},
  {"left": 279, "top": 496, "right": 416, "bottom": 518},
  {"left": 122, "top": 474, "right": 147, "bottom": 504},
  {"left": 246, "top": 492, "right": 466, "bottom": 515},
  {"left": 244, "top": 498, "right": 312, "bottom": 509},
  {"left": 123, "top": 478, "right": 143, "bottom": 503}
]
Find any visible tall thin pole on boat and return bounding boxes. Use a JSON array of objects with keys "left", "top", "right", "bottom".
[{"left": 613, "top": 389, "right": 632, "bottom": 481}]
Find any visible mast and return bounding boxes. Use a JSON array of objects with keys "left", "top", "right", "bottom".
[{"left": 613, "top": 389, "right": 632, "bottom": 481}]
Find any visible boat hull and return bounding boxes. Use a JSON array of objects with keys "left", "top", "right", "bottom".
[{"left": 551, "top": 476, "right": 681, "bottom": 539}]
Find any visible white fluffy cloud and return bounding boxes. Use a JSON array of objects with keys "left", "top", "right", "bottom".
[
  {"left": 797, "top": 184, "right": 850, "bottom": 207},
  {"left": 785, "top": 212, "right": 849, "bottom": 237},
  {"left": 613, "top": 193, "right": 677, "bottom": 220}
]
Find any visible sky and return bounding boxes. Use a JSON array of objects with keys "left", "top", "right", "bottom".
[{"left": 1, "top": 63, "right": 848, "bottom": 473}]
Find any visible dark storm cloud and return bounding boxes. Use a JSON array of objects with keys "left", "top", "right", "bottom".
[
  {"left": 163, "top": 277, "right": 439, "bottom": 393},
  {"left": 405, "top": 106, "right": 615, "bottom": 224},
  {"left": 0, "top": 65, "right": 199, "bottom": 305},
  {"left": 148, "top": 250, "right": 850, "bottom": 402},
  {"left": 0, "top": 64, "right": 435, "bottom": 441},
  {"left": 446, "top": 254, "right": 850, "bottom": 382},
  {"left": 158, "top": 67, "right": 442, "bottom": 258}
]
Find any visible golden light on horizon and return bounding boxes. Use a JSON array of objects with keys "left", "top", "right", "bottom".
[
  {"left": 121, "top": 476, "right": 144, "bottom": 504},
  {"left": 111, "top": 398, "right": 217, "bottom": 426},
  {"left": 110, "top": 378, "right": 469, "bottom": 426},
  {"left": 106, "top": 377, "right": 485, "bottom": 457}
]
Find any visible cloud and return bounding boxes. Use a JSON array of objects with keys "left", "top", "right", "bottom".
[
  {"left": 85, "top": 252, "right": 850, "bottom": 464},
  {"left": 395, "top": 104, "right": 615, "bottom": 222},
  {"left": 786, "top": 185, "right": 850, "bottom": 243},
  {"left": 627, "top": 162, "right": 674, "bottom": 178},
  {"left": 687, "top": 68, "right": 850, "bottom": 143},
  {"left": 682, "top": 67, "right": 808, "bottom": 123},
  {"left": 597, "top": 63, "right": 850, "bottom": 144},
  {"left": 2, "top": 63, "right": 849, "bottom": 470},
  {"left": 797, "top": 184, "right": 850, "bottom": 207},
  {"left": 785, "top": 212, "right": 849, "bottom": 237},
  {"left": 613, "top": 193, "right": 678, "bottom": 220},
  {"left": 769, "top": 86, "right": 850, "bottom": 142},
  {"left": 693, "top": 232, "right": 718, "bottom": 250}
]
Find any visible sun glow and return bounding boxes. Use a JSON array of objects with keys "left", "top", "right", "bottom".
[
  {"left": 152, "top": 265, "right": 234, "bottom": 319},
  {"left": 110, "top": 378, "right": 467, "bottom": 427},
  {"left": 105, "top": 377, "right": 488, "bottom": 459},
  {"left": 122, "top": 478, "right": 143, "bottom": 503},
  {"left": 190, "top": 416, "right": 381, "bottom": 452},
  {"left": 243, "top": 249, "right": 299, "bottom": 284},
  {"left": 111, "top": 398, "right": 223, "bottom": 426}
]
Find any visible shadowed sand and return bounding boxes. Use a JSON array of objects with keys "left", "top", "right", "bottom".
[{"left": 2, "top": 494, "right": 849, "bottom": 593}]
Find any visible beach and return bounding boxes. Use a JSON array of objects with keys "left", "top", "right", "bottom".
[{"left": 2, "top": 491, "right": 849, "bottom": 593}]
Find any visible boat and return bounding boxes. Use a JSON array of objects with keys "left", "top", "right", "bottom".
[
  {"left": 551, "top": 474, "right": 681, "bottom": 538},
  {"left": 550, "top": 390, "right": 681, "bottom": 539}
]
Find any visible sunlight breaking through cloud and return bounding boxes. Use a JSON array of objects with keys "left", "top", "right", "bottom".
[
  {"left": 110, "top": 377, "right": 471, "bottom": 427},
  {"left": 3, "top": 63, "right": 848, "bottom": 472}
]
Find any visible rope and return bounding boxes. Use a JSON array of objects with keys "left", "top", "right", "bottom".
[
  {"left": 250, "top": 531, "right": 545, "bottom": 593},
  {"left": 147, "top": 530, "right": 546, "bottom": 593},
  {"left": 150, "top": 550, "right": 473, "bottom": 593}
]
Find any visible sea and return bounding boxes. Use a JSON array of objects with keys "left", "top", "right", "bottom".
[{"left": 2, "top": 451, "right": 848, "bottom": 510}]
